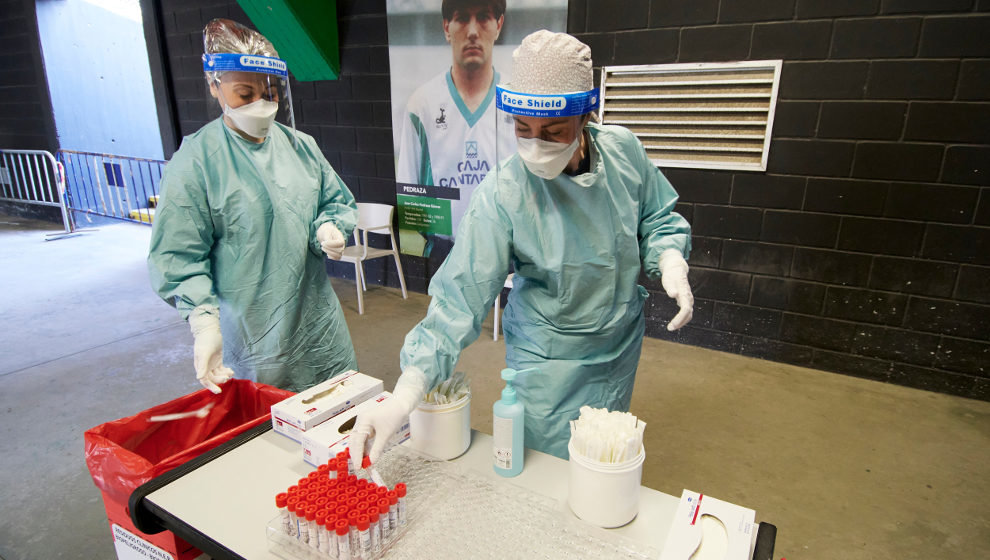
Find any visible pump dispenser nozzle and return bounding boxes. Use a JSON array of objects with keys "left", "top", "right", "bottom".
[{"left": 499, "top": 368, "right": 518, "bottom": 404}]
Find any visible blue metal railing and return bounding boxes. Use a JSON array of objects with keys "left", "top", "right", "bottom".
[
  {"left": 57, "top": 150, "right": 167, "bottom": 225},
  {"left": 0, "top": 149, "right": 74, "bottom": 235}
]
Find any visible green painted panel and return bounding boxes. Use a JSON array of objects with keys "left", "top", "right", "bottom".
[{"left": 236, "top": 0, "right": 340, "bottom": 81}]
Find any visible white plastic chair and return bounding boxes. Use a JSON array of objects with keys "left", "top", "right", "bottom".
[
  {"left": 339, "top": 203, "right": 408, "bottom": 314},
  {"left": 493, "top": 273, "right": 514, "bottom": 341}
]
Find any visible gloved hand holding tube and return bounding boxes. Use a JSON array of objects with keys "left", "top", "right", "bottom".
[
  {"left": 188, "top": 304, "right": 235, "bottom": 394},
  {"left": 316, "top": 222, "right": 346, "bottom": 260},
  {"left": 349, "top": 367, "right": 428, "bottom": 465},
  {"left": 658, "top": 248, "right": 693, "bottom": 331}
]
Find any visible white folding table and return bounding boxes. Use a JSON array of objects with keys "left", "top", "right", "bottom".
[{"left": 130, "top": 424, "right": 776, "bottom": 559}]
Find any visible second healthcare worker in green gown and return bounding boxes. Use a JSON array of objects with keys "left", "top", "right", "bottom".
[
  {"left": 351, "top": 31, "right": 694, "bottom": 461},
  {"left": 148, "top": 19, "right": 359, "bottom": 393}
]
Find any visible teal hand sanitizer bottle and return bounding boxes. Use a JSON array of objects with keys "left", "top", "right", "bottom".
[{"left": 493, "top": 367, "right": 530, "bottom": 477}]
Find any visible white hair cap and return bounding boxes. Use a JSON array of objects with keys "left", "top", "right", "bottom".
[{"left": 507, "top": 30, "right": 594, "bottom": 95}]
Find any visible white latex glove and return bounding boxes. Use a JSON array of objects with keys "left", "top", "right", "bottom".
[
  {"left": 316, "top": 222, "right": 346, "bottom": 260},
  {"left": 659, "top": 248, "right": 694, "bottom": 331},
  {"left": 188, "top": 305, "right": 235, "bottom": 394},
  {"left": 349, "top": 367, "right": 427, "bottom": 465}
]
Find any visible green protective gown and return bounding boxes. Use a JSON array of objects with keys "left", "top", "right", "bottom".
[
  {"left": 400, "top": 122, "right": 691, "bottom": 458},
  {"left": 148, "top": 118, "right": 359, "bottom": 392}
]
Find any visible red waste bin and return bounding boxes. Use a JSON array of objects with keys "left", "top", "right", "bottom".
[{"left": 85, "top": 379, "right": 294, "bottom": 559}]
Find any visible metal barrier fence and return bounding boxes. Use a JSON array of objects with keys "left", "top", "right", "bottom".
[
  {"left": 0, "top": 149, "right": 74, "bottom": 235},
  {"left": 57, "top": 150, "right": 166, "bottom": 225}
]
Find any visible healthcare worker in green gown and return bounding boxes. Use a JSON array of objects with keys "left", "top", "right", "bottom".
[
  {"left": 351, "top": 30, "right": 693, "bottom": 460},
  {"left": 148, "top": 19, "right": 359, "bottom": 393}
]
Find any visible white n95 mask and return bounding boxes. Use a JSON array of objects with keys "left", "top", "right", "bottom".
[
  {"left": 224, "top": 98, "right": 278, "bottom": 139},
  {"left": 516, "top": 136, "right": 580, "bottom": 179}
]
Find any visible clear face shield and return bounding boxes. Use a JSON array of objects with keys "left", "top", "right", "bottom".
[
  {"left": 494, "top": 85, "right": 600, "bottom": 181},
  {"left": 203, "top": 53, "right": 296, "bottom": 143}
]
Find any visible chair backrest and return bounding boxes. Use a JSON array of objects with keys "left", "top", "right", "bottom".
[{"left": 355, "top": 202, "right": 394, "bottom": 233}]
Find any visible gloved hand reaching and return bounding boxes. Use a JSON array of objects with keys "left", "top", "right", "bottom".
[
  {"left": 188, "top": 305, "right": 235, "bottom": 394},
  {"left": 317, "top": 222, "right": 346, "bottom": 260},
  {"left": 658, "top": 248, "right": 694, "bottom": 331},
  {"left": 349, "top": 367, "right": 428, "bottom": 465}
]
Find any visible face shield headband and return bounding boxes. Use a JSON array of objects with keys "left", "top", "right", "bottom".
[
  {"left": 203, "top": 53, "right": 296, "bottom": 143},
  {"left": 202, "top": 53, "right": 289, "bottom": 78},
  {"left": 495, "top": 86, "right": 599, "bottom": 118}
]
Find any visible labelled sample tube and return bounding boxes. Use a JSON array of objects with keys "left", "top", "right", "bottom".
[
  {"left": 276, "top": 493, "right": 294, "bottom": 537},
  {"left": 325, "top": 514, "right": 339, "bottom": 559},
  {"left": 377, "top": 498, "right": 391, "bottom": 539},
  {"left": 395, "top": 483, "right": 407, "bottom": 526},
  {"left": 316, "top": 510, "right": 329, "bottom": 553},
  {"left": 306, "top": 505, "right": 319, "bottom": 549},
  {"left": 296, "top": 501, "right": 310, "bottom": 545},
  {"left": 357, "top": 514, "right": 371, "bottom": 559},
  {"left": 335, "top": 519, "right": 351, "bottom": 560},
  {"left": 367, "top": 505, "right": 381, "bottom": 553},
  {"left": 348, "top": 512, "right": 360, "bottom": 554},
  {"left": 387, "top": 491, "right": 398, "bottom": 532}
]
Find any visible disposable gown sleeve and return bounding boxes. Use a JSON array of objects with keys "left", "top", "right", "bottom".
[
  {"left": 147, "top": 164, "right": 218, "bottom": 321},
  {"left": 398, "top": 187, "right": 513, "bottom": 390},
  {"left": 310, "top": 155, "right": 358, "bottom": 257},
  {"left": 635, "top": 137, "right": 692, "bottom": 280}
]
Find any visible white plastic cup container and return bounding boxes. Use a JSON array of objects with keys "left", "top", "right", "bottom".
[
  {"left": 567, "top": 440, "right": 645, "bottom": 528},
  {"left": 408, "top": 393, "right": 471, "bottom": 460}
]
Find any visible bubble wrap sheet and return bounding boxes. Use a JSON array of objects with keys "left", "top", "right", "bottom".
[{"left": 267, "top": 445, "right": 658, "bottom": 560}]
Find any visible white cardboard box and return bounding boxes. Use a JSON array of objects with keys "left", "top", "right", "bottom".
[
  {"left": 301, "top": 391, "right": 411, "bottom": 467},
  {"left": 270, "top": 370, "right": 383, "bottom": 442},
  {"left": 658, "top": 489, "right": 756, "bottom": 560}
]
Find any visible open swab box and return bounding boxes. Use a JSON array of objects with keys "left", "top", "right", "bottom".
[
  {"left": 271, "top": 370, "right": 383, "bottom": 442},
  {"left": 301, "top": 391, "right": 411, "bottom": 467},
  {"left": 658, "top": 490, "right": 756, "bottom": 560}
]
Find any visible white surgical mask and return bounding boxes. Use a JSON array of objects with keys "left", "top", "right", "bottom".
[
  {"left": 224, "top": 98, "right": 278, "bottom": 139},
  {"left": 516, "top": 136, "right": 580, "bottom": 179}
]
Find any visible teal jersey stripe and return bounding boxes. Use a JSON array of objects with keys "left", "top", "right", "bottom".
[
  {"left": 446, "top": 70, "right": 500, "bottom": 129},
  {"left": 409, "top": 112, "right": 433, "bottom": 186}
]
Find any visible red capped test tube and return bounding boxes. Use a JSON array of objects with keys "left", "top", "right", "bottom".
[
  {"left": 334, "top": 518, "right": 351, "bottom": 560},
  {"left": 275, "top": 493, "right": 293, "bottom": 537},
  {"left": 386, "top": 491, "right": 398, "bottom": 532},
  {"left": 295, "top": 501, "right": 310, "bottom": 544},
  {"left": 357, "top": 514, "right": 371, "bottom": 558},
  {"left": 366, "top": 505, "right": 381, "bottom": 552},
  {"left": 315, "top": 510, "right": 329, "bottom": 553},
  {"left": 395, "top": 483, "right": 408, "bottom": 526},
  {"left": 324, "top": 513, "right": 339, "bottom": 558},
  {"left": 347, "top": 511, "right": 361, "bottom": 553},
  {"left": 377, "top": 498, "right": 391, "bottom": 538},
  {"left": 305, "top": 505, "right": 319, "bottom": 549}
]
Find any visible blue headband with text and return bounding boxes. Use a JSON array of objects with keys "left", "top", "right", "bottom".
[
  {"left": 495, "top": 86, "right": 599, "bottom": 118},
  {"left": 202, "top": 53, "right": 288, "bottom": 78}
]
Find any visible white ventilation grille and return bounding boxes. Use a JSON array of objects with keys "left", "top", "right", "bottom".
[{"left": 599, "top": 60, "right": 783, "bottom": 172}]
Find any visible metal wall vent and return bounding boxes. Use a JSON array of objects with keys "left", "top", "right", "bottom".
[{"left": 599, "top": 60, "right": 783, "bottom": 172}]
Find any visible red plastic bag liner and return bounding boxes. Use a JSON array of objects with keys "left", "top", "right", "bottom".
[{"left": 85, "top": 379, "right": 294, "bottom": 505}]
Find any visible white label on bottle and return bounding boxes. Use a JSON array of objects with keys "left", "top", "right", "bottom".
[{"left": 493, "top": 415, "right": 513, "bottom": 469}]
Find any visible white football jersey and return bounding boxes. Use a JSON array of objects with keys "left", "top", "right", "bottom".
[{"left": 396, "top": 69, "right": 516, "bottom": 236}]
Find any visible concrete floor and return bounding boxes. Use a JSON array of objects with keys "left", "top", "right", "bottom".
[{"left": 0, "top": 211, "right": 987, "bottom": 560}]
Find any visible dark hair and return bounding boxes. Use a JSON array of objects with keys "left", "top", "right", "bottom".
[{"left": 441, "top": 0, "right": 506, "bottom": 21}]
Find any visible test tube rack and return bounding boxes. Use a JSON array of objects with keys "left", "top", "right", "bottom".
[{"left": 267, "top": 446, "right": 657, "bottom": 560}]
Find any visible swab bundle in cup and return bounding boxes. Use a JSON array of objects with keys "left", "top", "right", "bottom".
[
  {"left": 569, "top": 406, "right": 646, "bottom": 463},
  {"left": 422, "top": 371, "right": 470, "bottom": 405}
]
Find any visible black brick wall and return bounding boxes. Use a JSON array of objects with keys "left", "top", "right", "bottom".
[
  {"left": 570, "top": 0, "right": 990, "bottom": 401},
  {"left": 154, "top": 0, "right": 988, "bottom": 401},
  {"left": 0, "top": 0, "right": 57, "bottom": 151}
]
